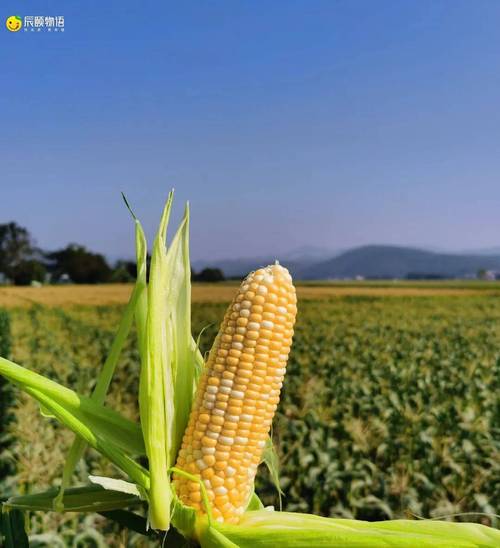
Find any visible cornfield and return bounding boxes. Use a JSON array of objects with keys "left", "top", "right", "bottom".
[{"left": 1, "top": 293, "right": 498, "bottom": 544}]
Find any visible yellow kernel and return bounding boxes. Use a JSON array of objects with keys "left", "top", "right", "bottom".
[
  {"left": 190, "top": 491, "right": 202, "bottom": 502},
  {"left": 211, "top": 415, "right": 225, "bottom": 426},
  {"left": 202, "top": 436, "right": 217, "bottom": 448},
  {"left": 199, "top": 413, "right": 210, "bottom": 424},
  {"left": 204, "top": 455, "right": 216, "bottom": 466},
  {"left": 202, "top": 468, "right": 215, "bottom": 479}
]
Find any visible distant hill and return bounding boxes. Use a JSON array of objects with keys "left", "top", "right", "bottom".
[
  {"left": 303, "top": 245, "right": 500, "bottom": 280},
  {"left": 193, "top": 244, "right": 500, "bottom": 280},
  {"left": 192, "top": 246, "right": 339, "bottom": 279},
  {"left": 192, "top": 256, "right": 312, "bottom": 279}
]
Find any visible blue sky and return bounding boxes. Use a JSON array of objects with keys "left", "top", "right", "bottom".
[{"left": 1, "top": 1, "right": 500, "bottom": 262}]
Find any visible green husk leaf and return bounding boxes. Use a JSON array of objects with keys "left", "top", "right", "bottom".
[
  {"left": 4, "top": 485, "right": 140, "bottom": 513},
  {"left": 88, "top": 475, "right": 142, "bottom": 498},
  {"left": 0, "top": 356, "right": 145, "bottom": 456},
  {"left": 261, "top": 436, "right": 283, "bottom": 509},
  {"left": 39, "top": 404, "right": 55, "bottom": 418},
  {"left": 126, "top": 194, "right": 149, "bottom": 366},
  {"left": 140, "top": 191, "right": 175, "bottom": 530},
  {"left": 245, "top": 492, "right": 264, "bottom": 511},
  {"left": 198, "top": 524, "right": 239, "bottom": 548},
  {"left": 209, "top": 511, "right": 500, "bottom": 548},
  {"left": 139, "top": 193, "right": 204, "bottom": 530},
  {"left": 171, "top": 498, "right": 198, "bottom": 540},
  {"left": 23, "top": 386, "right": 150, "bottom": 489},
  {"left": 164, "top": 202, "right": 201, "bottom": 460}
]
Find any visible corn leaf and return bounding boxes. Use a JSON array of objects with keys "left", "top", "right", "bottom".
[
  {"left": 4, "top": 485, "right": 140, "bottom": 513},
  {"left": 55, "top": 275, "right": 146, "bottom": 509},
  {"left": 0, "top": 508, "right": 29, "bottom": 548}
]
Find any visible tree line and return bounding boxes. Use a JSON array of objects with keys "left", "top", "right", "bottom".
[{"left": 0, "top": 222, "right": 225, "bottom": 285}]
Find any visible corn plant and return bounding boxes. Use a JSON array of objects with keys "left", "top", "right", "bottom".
[{"left": 1, "top": 192, "right": 499, "bottom": 547}]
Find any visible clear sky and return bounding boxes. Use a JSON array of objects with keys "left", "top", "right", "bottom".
[{"left": 1, "top": 1, "right": 500, "bottom": 262}]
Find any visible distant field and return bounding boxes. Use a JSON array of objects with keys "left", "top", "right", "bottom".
[{"left": 2, "top": 280, "right": 500, "bottom": 308}]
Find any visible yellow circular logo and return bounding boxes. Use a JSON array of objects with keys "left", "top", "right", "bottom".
[{"left": 6, "top": 15, "right": 22, "bottom": 32}]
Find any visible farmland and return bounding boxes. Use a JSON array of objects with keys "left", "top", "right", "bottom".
[
  {"left": 1, "top": 280, "right": 500, "bottom": 308},
  {"left": 0, "top": 284, "right": 499, "bottom": 545}
]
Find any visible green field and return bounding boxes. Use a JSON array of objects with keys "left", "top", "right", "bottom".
[{"left": 1, "top": 294, "right": 499, "bottom": 545}]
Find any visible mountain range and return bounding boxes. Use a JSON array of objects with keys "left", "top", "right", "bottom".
[{"left": 193, "top": 245, "right": 500, "bottom": 280}]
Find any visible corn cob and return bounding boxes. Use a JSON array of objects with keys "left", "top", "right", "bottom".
[{"left": 174, "top": 263, "right": 296, "bottom": 523}]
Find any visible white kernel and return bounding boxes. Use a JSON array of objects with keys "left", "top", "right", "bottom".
[
  {"left": 219, "top": 386, "right": 231, "bottom": 395},
  {"left": 221, "top": 379, "right": 233, "bottom": 387},
  {"left": 225, "top": 414, "right": 239, "bottom": 422},
  {"left": 277, "top": 306, "right": 287, "bottom": 314},
  {"left": 233, "top": 303, "right": 241, "bottom": 311},
  {"left": 206, "top": 386, "right": 218, "bottom": 394},
  {"left": 204, "top": 479, "right": 211, "bottom": 488},
  {"left": 262, "top": 320, "right": 274, "bottom": 329},
  {"left": 231, "top": 390, "right": 245, "bottom": 399},
  {"left": 247, "top": 322, "right": 260, "bottom": 330},
  {"left": 214, "top": 486, "right": 228, "bottom": 495},
  {"left": 204, "top": 401, "right": 214, "bottom": 409},
  {"left": 232, "top": 342, "right": 243, "bottom": 350},
  {"left": 235, "top": 436, "right": 248, "bottom": 444},
  {"left": 240, "top": 414, "right": 253, "bottom": 422},
  {"left": 219, "top": 436, "right": 234, "bottom": 446},
  {"left": 202, "top": 446, "right": 216, "bottom": 455},
  {"left": 241, "top": 300, "right": 252, "bottom": 309},
  {"left": 240, "top": 309, "right": 250, "bottom": 318},
  {"left": 213, "top": 408, "right": 224, "bottom": 416},
  {"left": 216, "top": 516, "right": 224, "bottom": 523},
  {"left": 226, "top": 466, "right": 236, "bottom": 477},
  {"left": 204, "top": 393, "right": 216, "bottom": 402},
  {"left": 257, "top": 440, "right": 266, "bottom": 448},
  {"left": 207, "top": 431, "right": 219, "bottom": 440},
  {"left": 196, "top": 458, "right": 207, "bottom": 470},
  {"left": 279, "top": 354, "right": 288, "bottom": 361},
  {"left": 257, "top": 286, "right": 268, "bottom": 295}
]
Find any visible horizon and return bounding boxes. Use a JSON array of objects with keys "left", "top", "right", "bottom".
[{"left": 2, "top": 1, "right": 500, "bottom": 262}]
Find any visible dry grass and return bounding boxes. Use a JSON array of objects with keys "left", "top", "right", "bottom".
[{"left": 1, "top": 282, "right": 499, "bottom": 308}]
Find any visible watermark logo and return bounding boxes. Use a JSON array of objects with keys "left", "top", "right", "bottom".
[
  {"left": 6, "top": 15, "right": 22, "bottom": 32},
  {"left": 5, "top": 15, "right": 65, "bottom": 32}
]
